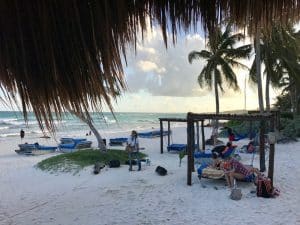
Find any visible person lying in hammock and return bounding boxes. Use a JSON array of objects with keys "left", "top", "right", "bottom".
[
  {"left": 221, "top": 142, "right": 237, "bottom": 158},
  {"left": 221, "top": 158, "right": 261, "bottom": 188}
]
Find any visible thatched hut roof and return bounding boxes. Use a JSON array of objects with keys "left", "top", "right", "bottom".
[{"left": 0, "top": 0, "right": 299, "bottom": 131}]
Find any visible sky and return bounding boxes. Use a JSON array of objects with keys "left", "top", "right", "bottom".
[
  {"left": 0, "top": 24, "right": 279, "bottom": 114},
  {"left": 108, "top": 26, "right": 278, "bottom": 113}
]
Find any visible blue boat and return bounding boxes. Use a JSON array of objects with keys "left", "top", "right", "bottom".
[
  {"left": 15, "top": 143, "right": 57, "bottom": 155},
  {"left": 138, "top": 130, "right": 170, "bottom": 138},
  {"left": 109, "top": 137, "right": 128, "bottom": 146},
  {"left": 59, "top": 138, "right": 92, "bottom": 153}
]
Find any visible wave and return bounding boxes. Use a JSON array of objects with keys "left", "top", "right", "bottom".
[{"left": 0, "top": 132, "right": 20, "bottom": 138}]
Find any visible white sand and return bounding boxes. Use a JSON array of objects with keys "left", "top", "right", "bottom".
[{"left": 0, "top": 126, "right": 300, "bottom": 225}]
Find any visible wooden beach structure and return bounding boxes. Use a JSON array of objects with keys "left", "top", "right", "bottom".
[
  {"left": 158, "top": 118, "right": 204, "bottom": 154},
  {"left": 186, "top": 112, "right": 278, "bottom": 186}
]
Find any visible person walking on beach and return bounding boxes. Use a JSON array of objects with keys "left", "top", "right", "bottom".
[
  {"left": 126, "top": 130, "right": 141, "bottom": 171},
  {"left": 20, "top": 129, "right": 25, "bottom": 142}
]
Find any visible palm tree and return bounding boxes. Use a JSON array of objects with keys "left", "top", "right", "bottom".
[
  {"left": 250, "top": 25, "right": 300, "bottom": 113},
  {"left": 188, "top": 24, "right": 251, "bottom": 126}
]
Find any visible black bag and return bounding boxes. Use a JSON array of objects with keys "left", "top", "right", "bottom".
[
  {"left": 155, "top": 166, "right": 167, "bottom": 176},
  {"left": 108, "top": 160, "right": 120, "bottom": 168},
  {"left": 257, "top": 176, "right": 273, "bottom": 198}
]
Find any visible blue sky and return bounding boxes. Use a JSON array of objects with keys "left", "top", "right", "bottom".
[{"left": 0, "top": 24, "right": 279, "bottom": 113}]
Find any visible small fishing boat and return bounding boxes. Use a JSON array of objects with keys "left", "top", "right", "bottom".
[
  {"left": 58, "top": 138, "right": 92, "bottom": 153},
  {"left": 15, "top": 143, "right": 57, "bottom": 155},
  {"left": 138, "top": 130, "right": 170, "bottom": 138}
]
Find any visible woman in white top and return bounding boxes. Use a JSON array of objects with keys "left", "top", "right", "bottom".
[
  {"left": 127, "top": 130, "right": 141, "bottom": 171},
  {"left": 127, "top": 130, "right": 139, "bottom": 151}
]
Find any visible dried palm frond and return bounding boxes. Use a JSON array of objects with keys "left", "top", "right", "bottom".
[{"left": 0, "top": 0, "right": 299, "bottom": 132}]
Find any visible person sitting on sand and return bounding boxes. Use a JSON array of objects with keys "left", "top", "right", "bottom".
[
  {"left": 221, "top": 158, "right": 260, "bottom": 188},
  {"left": 127, "top": 130, "right": 141, "bottom": 171}
]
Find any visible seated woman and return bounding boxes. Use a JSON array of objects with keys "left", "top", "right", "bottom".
[
  {"left": 246, "top": 141, "right": 256, "bottom": 153},
  {"left": 221, "top": 158, "right": 260, "bottom": 188},
  {"left": 211, "top": 152, "right": 222, "bottom": 169}
]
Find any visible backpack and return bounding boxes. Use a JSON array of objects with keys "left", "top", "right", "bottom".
[
  {"left": 256, "top": 175, "right": 276, "bottom": 198},
  {"left": 108, "top": 160, "right": 121, "bottom": 168},
  {"left": 155, "top": 166, "right": 167, "bottom": 176}
]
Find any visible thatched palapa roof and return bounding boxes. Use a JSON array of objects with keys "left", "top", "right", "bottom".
[{"left": 0, "top": 0, "right": 299, "bottom": 131}]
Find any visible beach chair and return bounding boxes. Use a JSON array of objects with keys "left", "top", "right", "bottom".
[
  {"left": 167, "top": 144, "right": 187, "bottom": 152},
  {"left": 109, "top": 137, "right": 128, "bottom": 146}
]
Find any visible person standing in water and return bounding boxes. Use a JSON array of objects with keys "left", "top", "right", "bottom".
[{"left": 20, "top": 129, "right": 25, "bottom": 142}]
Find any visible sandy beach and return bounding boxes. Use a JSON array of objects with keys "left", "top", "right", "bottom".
[{"left": 0, "top": 126, "right": 300, "bottom": 225}]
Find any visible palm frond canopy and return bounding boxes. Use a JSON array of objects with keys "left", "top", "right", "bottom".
[{"left": 0, "top": 0, "right": 300, "bottom": 131}]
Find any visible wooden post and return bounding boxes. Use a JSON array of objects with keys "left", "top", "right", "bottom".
[
  {"left": 268, "top": 117, "right": 275, "bottom": 186},
  {"left": 201, "top": 120, "right": 205, "bottom": 151},
  {"left": 160, "top": 119, "right": 163, "bottom": 154},
  {"left": 259, "top": 121, "right": 266, "bottom": 172},
  {"left": 168, "top": 121, "right": 170, "bottom": 147},
  {"left": 249, "top": 121, "right": 253, "bottom": 140},
  {"left": 187, "top": 113, "right": 194, "bottom": 186},
  {"left": 196, "top": 121, "right": 200, "bottom": 152}
]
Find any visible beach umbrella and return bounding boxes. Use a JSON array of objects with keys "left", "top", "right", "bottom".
[{"left": 0, "top": 0, "right": 299, "bottom": 132}]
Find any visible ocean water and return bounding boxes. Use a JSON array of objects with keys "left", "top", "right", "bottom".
[{"left": 0, "top": 111, "right": 186, "bottom": 140}]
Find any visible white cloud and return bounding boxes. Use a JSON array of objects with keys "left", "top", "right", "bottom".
[
  {"left": 114, "top": 26, "right": 278, "bottom": 113},
  {"left": 125, "top": 29, "right": 207, "bottom": 97},
  {"left": 136, "top": 60, "right": 166, "bottom": 74}
]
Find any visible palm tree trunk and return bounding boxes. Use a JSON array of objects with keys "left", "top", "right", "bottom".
[
  {"left": 86, "top": 119, "right": 107, "bottom": 151},
  {"left": 255, "top": 33, "right": 264, "bottom": 113},
  {"left": 255, "top": 32, "right": 266, "bottom": 172},
  {"left": 68, "top": 109, "right": 107, "bottom": 151},
  {"left": 290, "top": 77, "right": 297, "bottom": 117},
  {"left": 265, "top": 74, "right": 270, "bottom": 112},
  {"left": 213, "top": 72, "right": 219, "bottom": 145}
]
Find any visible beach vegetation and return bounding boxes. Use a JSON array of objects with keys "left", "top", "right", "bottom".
[{"left": 36, "top": 149, "right": 146, "bottom": 174}]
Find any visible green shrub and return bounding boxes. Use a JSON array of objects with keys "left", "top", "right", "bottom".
[{"left": 36, "top": 149, "right": 147, "bottom": 174}]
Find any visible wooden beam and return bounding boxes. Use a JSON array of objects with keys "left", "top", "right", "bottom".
[
  {"left": 168, "top": 121, "right": 170, "bottom": 147},
  {"left": 196, "top": 121, "right": 199, "bottom": 152},
  {"left": 268, "top": 118, "right": 276, "bottom": 186},
  {"left": 259, "top": 121, "right": 266, "bottom": 172},
  {"left": 187, "top": 113, "right": 194, "bottom": 186},
  {"left": 201, "top": 120, "right": 205, "bottom": 151},
  {"left": 160, "top": 120, "right": 163, "bottom": 154}
]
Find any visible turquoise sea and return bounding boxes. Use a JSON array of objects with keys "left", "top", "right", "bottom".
[{"left": 0, "top": 111, "right": 186, "bottom": 140}]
